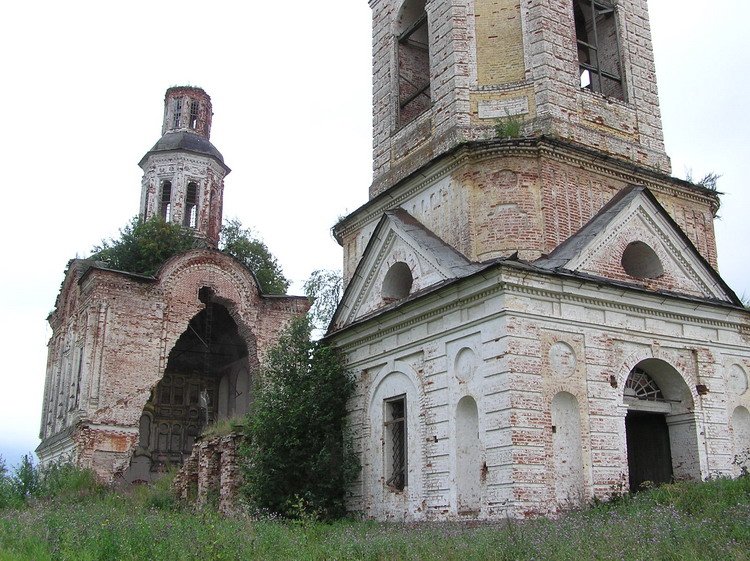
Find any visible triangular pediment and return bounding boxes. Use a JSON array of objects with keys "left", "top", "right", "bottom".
[
  {"left": 536, "top": 186, "right": 739, "bottom": 304},
  {"left": 331, "top": 210, "right": 479, "bottom": 330}
]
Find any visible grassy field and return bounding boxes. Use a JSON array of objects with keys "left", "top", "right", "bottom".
[{"left": 1, "top": 474, "right": 748, "bottom": 560}]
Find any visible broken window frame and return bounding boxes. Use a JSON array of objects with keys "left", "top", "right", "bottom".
[
  {"left": 173, "top": 99, "right": 183, "bottom": 128},
  {"left": 384, "top": 395, "right": 407, "bottom": 491},
  {"left": 184, "top": 182, "right": 198, "bottom": 228},
  {"left": 625, "top": 368, "right": 665, "bottom": 402},
  {"left": 574, "top": 0, "right": 625, "bottom": 100},
  {"left": 396, "top": 3, "right": 431, "bottom": 128},
  {"left": 160, "top": 180, "right": 172, "bottom": 222},
  {"left": 189, "top": 100, "right": 199, "bottom": 130}
]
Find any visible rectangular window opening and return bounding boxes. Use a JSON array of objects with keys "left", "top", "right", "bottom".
[
  {"left": 189, "top": 101, "right": 199, "bottom": 130},
  {"left": 184, "top": 182, "right": 198, "bottom": 228},
  {"left": 397, "top": 10, "right": 431, "bottom": 127},
  {"left": 173, "top": 99, "right": 183, "bottom": 128},
  {"left": 385, "top": 395, "right": 407, "bottom": 490},
  {"left": 161, "top": 181, "right": 172, "bottom": 222},
  {"left": 574, "top": 0, "right": 624, "bottom": 100}
]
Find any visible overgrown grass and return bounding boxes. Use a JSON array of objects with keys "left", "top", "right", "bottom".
[{"left": 1, "top": 473, "right": 748, "bottom": 560}]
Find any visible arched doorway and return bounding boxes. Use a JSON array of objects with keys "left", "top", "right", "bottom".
[
  {"left": 623, "top": 359, "right": 700, "bottom": 491},
  {"left": 127, "top": 288, "right": 256, "bottom": 481}
]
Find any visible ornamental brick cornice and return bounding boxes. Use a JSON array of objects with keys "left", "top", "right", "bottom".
[{"left": 333, "top": 136, "right": 719, "bottom": 243}]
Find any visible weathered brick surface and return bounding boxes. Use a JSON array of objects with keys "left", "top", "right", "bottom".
[
  {"left": 38, "top": 251, "right": 308, "bottom": 481},
  {"left": 173, "top": 433, "right": 245, "bottom": 515},
  {"left": 368, "top": 0, "right": 670, "bottom": 198}
]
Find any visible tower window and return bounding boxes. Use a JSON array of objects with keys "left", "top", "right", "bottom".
[
  {"left": 397, "top": 0, "right": 431, "bottom": 127},
  {"left": 189, "top": 101, "right": 199, "bottom": 130},
  {"left": 161, "top": 181, "right": 172, "bottom": 222},
  {"left": 173, "top": 99, "right": 183, "bottom": 128},
  {"left": 384, "top": 396, "right": 407, "bottom": 490},
  {"left": 184, "top": 182, "right": 198, "bottom": 228},
  {"left": 574, "top": 0, "right": 624, "bottom": 100}
]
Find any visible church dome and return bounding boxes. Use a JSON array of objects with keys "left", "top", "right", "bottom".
[{"left": 138, "top": 131, "right": 228, "bottom": 170}]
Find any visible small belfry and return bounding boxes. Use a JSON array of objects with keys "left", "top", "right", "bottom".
[
  {"left": 328, "top": 0, "right": 750, "bottom": 520},
  {"left": 139, "top": 86, "right": 229, "bottom": 246}
]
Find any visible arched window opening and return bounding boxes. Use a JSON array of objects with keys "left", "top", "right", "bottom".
[
  {"left": 184, "top": 182, "right": 198, "bottom": 228},
  {"left": 397, "top": 0, "right": 431, "bottom": 127},
  {"left": 624, "top": 368, "right": 664, "bottom": 402},
  {"left": 382, "top": 262, "right": 413, "bottom": 303},
  {"left": 189, "top": 100, "right": 199, "bottom": 130},
  {"left": 574, "top": 0, "right": 624, "bottom": 100},
  {"left": 160, "top": 180, "right": 172, "bottom": 222},
  {"left": 621, "top": 241, "right": 664, "bottom": 279}
]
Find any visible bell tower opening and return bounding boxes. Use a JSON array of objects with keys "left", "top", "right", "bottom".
[
  {"left": 126, "top": 288, "right": 257, "bottom": 482},
  {"left": 396, "top": 0, "right": 430, "bottom": 127}
]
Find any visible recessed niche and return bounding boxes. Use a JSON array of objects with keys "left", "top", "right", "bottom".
[
  {"left": 621, "top": 241, "right": 664, "bottom": 279},
  {"left": 382, "top": 262, "right": 413, "bottom": 302}
]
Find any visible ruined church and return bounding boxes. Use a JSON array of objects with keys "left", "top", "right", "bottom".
[
  {"left": 325, "top": 0, "right": 750, "bottom": 519},
  {"left": 38, "top": 0, "right": 750, "bottom": 520},
  {"left": 36, "top": 86, "right": 309, "bottom": 481}
]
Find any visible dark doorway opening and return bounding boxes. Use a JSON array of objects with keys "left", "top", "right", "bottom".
[
  {"left": 127, "top": 289, "right": 255, "bottom": 482},
  {"left": 626, "top": 411, "right": 673, "bottom": 491}
]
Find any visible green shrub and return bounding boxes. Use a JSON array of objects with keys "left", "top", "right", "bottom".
[
  {"left": 241, "top": 317, "right": 358, "bottom": 519},
  {"left": 36, "top": 461, "right": 103, "bottom": 501}
]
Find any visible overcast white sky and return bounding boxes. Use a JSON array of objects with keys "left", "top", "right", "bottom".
[{"left": 0, "top": 1, "right": 747, "bottom": 468}]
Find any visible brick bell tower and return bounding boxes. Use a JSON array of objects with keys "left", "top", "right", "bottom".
[
  {"left": 139, "top": 86, "right": 230, "bottom": 247},
  {"left": 336, "top": 0, "right": 719, "bottom": 283}
]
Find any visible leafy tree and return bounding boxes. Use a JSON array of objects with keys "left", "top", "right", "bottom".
[
  {"left": 90, "top": 216, "right": 200, "bottom": 276},
  {"left": 303, "top": 269, "right": 342, "bottom": 332},
  {"left": 241, "top": 317, "right": 357, "bottom": 519},
  {"left": 220, "top": 219, "right": 289, "bottom": 295},
  {"left": 89, "top": 216, "right": 289, "bottom": 294}
]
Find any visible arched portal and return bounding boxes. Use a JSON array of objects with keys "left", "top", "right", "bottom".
[
  {"left": 623, "top": 359, "right": 699, "bottom": 491},
  {"left": 455, "top": 395, "right": 480, "bottom": 513},
  {"left": 127, "top": 288, "right": 256, "bottom": 482}
]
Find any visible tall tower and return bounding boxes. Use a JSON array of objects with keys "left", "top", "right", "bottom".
[
  {"left": 369, "top": 0, "right": 671, "bottom": 197},
  {"left": 139, "top": 86, "right": 230, "bottom": 246},
  {"left": 337, "top": 0, "right": 719, "bottom": 283}
]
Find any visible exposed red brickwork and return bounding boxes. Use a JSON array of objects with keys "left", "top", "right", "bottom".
[
  {"left": 38, "top": 250, "right": 309, "bottom": 481},
  {"left": 174, "top": 433, "right": 245, "bottom": 515}
]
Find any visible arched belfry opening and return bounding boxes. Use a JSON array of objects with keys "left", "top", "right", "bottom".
[
  {"left": 623, "top": 359, "right": 700, "bottom": 491},
  {"left": 126, "top": 288, "right": 257, "bottom": 482}
]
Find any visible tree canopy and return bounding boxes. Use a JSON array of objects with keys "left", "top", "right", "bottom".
[
  {"left": 89, "top": 216, "right": 289, "bottom": 294},
  {"left": 241, "top": 317, "right": 357, "bottom": 519},
  {"left": 219, "top": 219, "right": 289, "bottom": 295},
  {"left": 303, "top": 269, "right": 342, "bottom": 332}
]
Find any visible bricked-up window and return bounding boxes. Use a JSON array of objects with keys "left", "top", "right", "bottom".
[
  {"left": 173, "top": 99, "right": 183, "bottom": 128},
  {"left": 385, "top": 395, "right": 407, "bottom": 490},
  {"left": 189, "top": 100, "right": 199, "bottom": 130},
  {"left": 397, "top": 0, "right": 431, "bottom": 127},
  {"left": 160, "top": 180, "right": 172, "bottom": 222},
  {"left": 574, "top": 0, "right": 624, "bottom": 100},
  {"left": 184, "top": 182, "right": 198, "bottom": 228}
]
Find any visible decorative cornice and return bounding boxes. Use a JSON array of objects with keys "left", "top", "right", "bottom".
[
  {"left": 331, "top": 264, "right": 748, "bottom": 355},
  {"left": 333, "top": 137, "right": 719, "bottom": 243}
]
